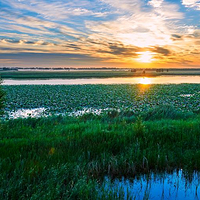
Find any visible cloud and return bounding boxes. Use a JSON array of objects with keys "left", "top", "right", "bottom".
[
  {"left": 86, "top": 5, "right": 182, "bottom": 48},
  {"left": 152, "top": 47, "right": 171, "bottom": 56},
  {"left": 2, "top": 0, "right": 108, "bottom": 20},
  {"left": 0, "top": 59, "right": 21, "bottom": 64},
  {"left": 0, "top": 0, "right": 200, "bottom": 67},
  {"left": 171, "top": 34, "right": 182, "bottom": 40},
  {"left": 0, "top": 9, "right": 85, "bottom": 37},
  {"left": 0, "top": 53, "right": 104, "bottom": 67},
  {"left": 98, "top": 43, "right": 142, "bottom": 57},
  {"left": 0, "top": 39, "right": 57, "bottom": 46},
  {"left": 182, "top": 0, "right": 200, "bottom": 9},
  {"left": 100, "top": 0, "right": 141, "bottom": 12},
  {"left": 149, "top": 0, "right": 163, "bottom": 8}
]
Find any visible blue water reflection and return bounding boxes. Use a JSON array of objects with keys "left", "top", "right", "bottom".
[{"left": 102, "top": 170, "right": 200, "bottom": 200}]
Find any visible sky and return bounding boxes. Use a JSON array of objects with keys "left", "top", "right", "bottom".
[{"left": 0, "top": 0, "right": 200, "bottom": 68}]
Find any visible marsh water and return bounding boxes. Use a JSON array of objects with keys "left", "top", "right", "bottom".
[
  {"left": 102, "top": 170, "right": 200, "bottom": 200},
  {"left": 2, "top": 75, "right": 200, "bottom": 85}
]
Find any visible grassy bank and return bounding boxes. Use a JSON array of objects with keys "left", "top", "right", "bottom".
[
  {"left": 2, "top": 70, "right": 200, "bottom": 79},
  {"left": 1, "top": 113, "right": 200, "bottom": 199},
  {"left": 0, "top": 71, "right": 143, "bottom": 79}
]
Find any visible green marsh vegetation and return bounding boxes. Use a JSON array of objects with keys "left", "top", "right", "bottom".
[
  {"left": 1, "top": 84, "right": 200, "bottom": 199},
  {"left": 3, "top": 84, "right": 200, "bottom": 116},
  {"left": 2, "top": 69, "right": 200, "bottom": 79},
  {"left": 0, "top": 71, "right": 139, "bottom": 79},
  {"left": 1, "top": 113, "right": 200, "bottom": 199},
  {"left": 0, "top": 78, "right": 5, "bottom": 125}
]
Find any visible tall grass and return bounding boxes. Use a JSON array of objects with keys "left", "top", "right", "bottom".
[{"left": 1, "top": 113, "right": 200, "bottom": 198}]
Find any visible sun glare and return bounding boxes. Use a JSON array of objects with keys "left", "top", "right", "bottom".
[
  {"left": 136, "top": 51, "right": 155, "bottom": 63},
  {"left": 139, "top": 77, "right": 151, "bottom": 85}
]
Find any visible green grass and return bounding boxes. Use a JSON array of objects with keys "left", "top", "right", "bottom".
[
  {"left": 0, "top": 71, "right": 147, "bottom": 79},
  {"left": 1, "top": 113, "right": 200, "bottom": 199},
  {"left": 1, "top": 70, "right": 200, "bottom": 79}
]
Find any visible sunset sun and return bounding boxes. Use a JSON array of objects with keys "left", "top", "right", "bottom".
[{"left": 136, "top": 52, "right": 155, "bottom": 63}]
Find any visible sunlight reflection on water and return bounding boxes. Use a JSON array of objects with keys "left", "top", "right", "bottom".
[
  {"left": 8, "top": 108, "right": 46, "bottom": 119},
  {"left": 139, "top": 77, "right": 152, "bottom": 84},
  {"left": 2, "top": 76, "right": 200, "bottom": 85},
  {"left": 6, "top": 107, "right": 116, "bottom": 119}
]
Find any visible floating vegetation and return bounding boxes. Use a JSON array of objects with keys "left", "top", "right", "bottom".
[{"left": 2, "top": 84, "right": 200, "bottom": 117}]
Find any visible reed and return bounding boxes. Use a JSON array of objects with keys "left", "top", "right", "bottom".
[{"left": 1, "top": 114, "right": 200, "bottom": 198}]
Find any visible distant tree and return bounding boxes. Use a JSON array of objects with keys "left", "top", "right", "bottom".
[{"left": 0, "top": 78, "right": 5, "bottom": 117}]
